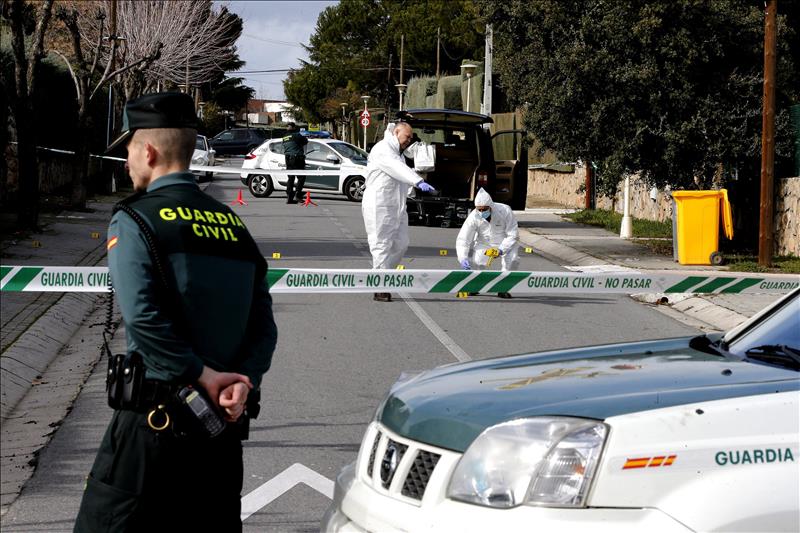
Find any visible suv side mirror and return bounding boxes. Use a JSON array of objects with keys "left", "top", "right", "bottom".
[{"left": 326, "top": 154, "right": 341, "bottom": 164}]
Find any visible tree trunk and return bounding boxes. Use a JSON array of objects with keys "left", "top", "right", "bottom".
[
  {"left": 12, "top": 99, "right": 40, "bottom": 229},
  {"left": 70, "top": 106, "right": 91, "bottom": 209}
]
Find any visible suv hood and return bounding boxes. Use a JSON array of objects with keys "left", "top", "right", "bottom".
[{"left": 378, "top": 336, "right": 799, "bottom": 452}]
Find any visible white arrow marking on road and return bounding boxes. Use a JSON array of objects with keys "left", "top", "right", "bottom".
[{"left": 241, "top": 463, "right": 334, "bottom": 521}]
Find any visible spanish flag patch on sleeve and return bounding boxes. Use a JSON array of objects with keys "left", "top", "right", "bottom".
[{"left": 107, "top": 236, "right": 118, "bottom": 250}]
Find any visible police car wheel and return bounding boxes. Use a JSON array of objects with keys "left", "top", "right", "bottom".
[
  {"left": 248, "top": 174, "right": 274, "bottom": 198},
  {"left": 344, "top": 175, "right": 365, "bottom": 202}
]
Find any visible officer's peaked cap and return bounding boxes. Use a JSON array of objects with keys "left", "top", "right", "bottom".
[{"left": 106, "top": 92, "right": 199, "bottom": 155}]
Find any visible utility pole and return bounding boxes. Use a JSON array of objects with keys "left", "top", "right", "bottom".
[
  {"left": 436, "top": 27, "right": 441, "bottom": 80},
  {"left": 482, "top": 24, "right": 493, "bottom": 116},
  {"left": 758, "top": 0, "right": 777, "bottom": 267},
  {"left": 399, "top": 34, "right": 404, "bottom": 85}
]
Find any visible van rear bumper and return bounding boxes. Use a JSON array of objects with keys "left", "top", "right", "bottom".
[{"left": 407, "top": 196, "right": 472, "bottom": 227}]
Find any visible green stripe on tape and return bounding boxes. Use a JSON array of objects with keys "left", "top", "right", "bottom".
[
  {"left": 3, "top": 267, "right": 43, "bottom": 291},
  {"left": 461, "top": 272, "right": 504, "bottom": 293},
  {"left": 664, "top": 276, "right": 707, "bottom": 293},
  {"left": 266, "top": 268, "right": 289, "bottom": 287},
  {"left": 693, "top": 277, "right": 736, "bottom": 293},
  {"left": 431, "top": 271, "right": 472, "bottom": 293},
  {"left": 1, "top": 266, "right": 11, "bottom": 280},
  {"left": 721, "top": 278, "right": 763, "bottom": 294},
  {"left": 488, "top": 272, "right": 531, "bottom": 293}
]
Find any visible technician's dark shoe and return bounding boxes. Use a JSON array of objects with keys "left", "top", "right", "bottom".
[
  {"left": 497, "top": 292, "right": 512, "bottom": 299},
  {"left": 373, "top": 293, "right": 392, "bottom": 302}
]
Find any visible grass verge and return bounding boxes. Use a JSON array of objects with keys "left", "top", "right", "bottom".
[
  {"left": 726, "top": 255, "right": 800, "bottom": 274},
  {"left": 562, "top": 209, "right": 672, "bottom": 238}
]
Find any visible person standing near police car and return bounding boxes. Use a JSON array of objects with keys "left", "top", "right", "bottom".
[
  {"left": 283, "top": 122, "right": 308, "bottom": 203},
  {"left": 74, "top": 92, "right": 277, "bottom": 532}
]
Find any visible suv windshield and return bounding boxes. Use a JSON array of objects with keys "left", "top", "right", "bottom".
[
  {"left": 195, "top": 137, "right": 206, "bottom": 150},
  {"left": 328, "top": 142, "right": 368, "bottom": 163},
  {"left": 728, "top": 294, "right": 800, "bottom": 359}
]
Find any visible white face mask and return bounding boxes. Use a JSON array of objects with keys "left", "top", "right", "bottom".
[{"left": 479, "top": 209, "right": 491, "bottom": 220}]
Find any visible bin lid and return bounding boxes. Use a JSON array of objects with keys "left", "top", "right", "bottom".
[
  {"left": 670, "top": 190, "right": 724, "bottom": 198},
  {"left": 720, "top": 189, "right": 734, "bottom": 240}
]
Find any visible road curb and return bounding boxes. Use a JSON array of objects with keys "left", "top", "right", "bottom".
[{"left": 517, "top": 228, "right": 758, "bottom": 330}]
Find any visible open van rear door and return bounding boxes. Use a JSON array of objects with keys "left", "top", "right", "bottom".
[{"left": 491, "top": 129, "right": 528, "bottom": 210}]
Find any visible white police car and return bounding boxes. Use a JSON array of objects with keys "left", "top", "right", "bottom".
[
  {"left": 240, "top": 138, "right": 368, "bottom": 201},
  {"left": 322, "top": 288, "right": 800, "bottom": 532}
]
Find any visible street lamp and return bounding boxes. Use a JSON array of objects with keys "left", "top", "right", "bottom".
[
  {"left": 361, "top": 95, "right": 370, "bottom": 150},
  {"left": 340, "top": 103, "right": 348, "bottom": 142},
  {"left": 395, "top": 83, "right": 408, "bottom": 112},
  {"left": 461, "top": 63, "right": 477, "bottom": 112}
]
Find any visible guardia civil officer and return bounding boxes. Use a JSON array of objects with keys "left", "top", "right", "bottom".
[
  {"left": 74, "top": 92, "right": 277, "bottom": 532},
  {"left": 283, "top": 122, "right": 308, "bottom": 203}
]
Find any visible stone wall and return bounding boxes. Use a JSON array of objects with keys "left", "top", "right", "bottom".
[{"left": 527, "top": 166, "right": 799, "bottom": 256}]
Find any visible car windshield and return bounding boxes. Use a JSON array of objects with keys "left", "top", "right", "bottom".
[
  {"left": 328, "top": 142, "right": 368, "bottom": 163},
  {"left": 195, "top": 137, "right": 206, "bottom": 150},
  {"left": 727, "top": 292, "right": 800, "bottom": 359}
]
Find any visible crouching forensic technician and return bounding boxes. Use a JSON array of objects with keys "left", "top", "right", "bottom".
[
  {"left": 456, "top": 188, "right": 520, "bottom": 299},
  {"left": 74, "top": 92, "right": 277, "bottom": 532}
]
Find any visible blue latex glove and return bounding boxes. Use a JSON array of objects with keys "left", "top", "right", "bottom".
[
  {"left": 417, "top": 182, "right": 435, "bottom": 193},
  {"left": 460, "top": 259, "right": 471, "bottom": 270}
]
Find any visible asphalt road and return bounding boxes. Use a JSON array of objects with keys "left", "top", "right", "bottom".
[{"left": 1, "top": 168, "right": 699, "bottom": 532}]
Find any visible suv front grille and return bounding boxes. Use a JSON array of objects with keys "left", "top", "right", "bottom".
[
  {"left": 401, "top": 449, "right": 441, "bottom": 499},
  {"left": 364, "top": 428, "right": 444, "bottom": 503}
]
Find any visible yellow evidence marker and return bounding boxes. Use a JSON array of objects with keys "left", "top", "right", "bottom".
[
  {"left": 525, "top": 247, "right": 533, "bottom": 253},
  {"left": 272, "top": 252, "right": 281, "bottom": 259},
  {"left": 439, "top": 249, "right": 448, "bottom": 256},
  {"left": 91, "top": 232, "right": 100, "bottom": 239},
  {"left": 485, "top": 247, "right": 500, "bottom": 267},
  {"left": 456, "top": 291, "right": 469, "bottom": 298},
  {"left": 32, "top": 240, "right": 42, "bottom": 248},
  {"left": 396, "top": 265, "right": 405, "bottom": 270}
]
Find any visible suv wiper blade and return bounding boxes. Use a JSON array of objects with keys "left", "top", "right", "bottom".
[{"left": 745, "top": 345, "right": 800, "bottom": 369}]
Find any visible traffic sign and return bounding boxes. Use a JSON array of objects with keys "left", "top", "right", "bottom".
[
  {"left": 360, "top": 109, "right": 370, "bottom": 119},
  {"left": 360, "top": 117, "right": 370, "bottom": 127}
]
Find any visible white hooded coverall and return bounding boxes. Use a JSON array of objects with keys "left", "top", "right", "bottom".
[
  {"left": 362, "top": 124, "right": 423, "bottom": 269},
  {"left": 456, "top": 188, "right": 520, "bottom": 270}
]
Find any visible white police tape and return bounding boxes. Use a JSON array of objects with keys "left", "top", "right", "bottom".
[{"left": 2, "top": 266, "right": 798, "bottom": 295}]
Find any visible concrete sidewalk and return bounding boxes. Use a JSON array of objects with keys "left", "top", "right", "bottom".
[{"left": 515, "top": 208, "right": 789, "bottom": 331}]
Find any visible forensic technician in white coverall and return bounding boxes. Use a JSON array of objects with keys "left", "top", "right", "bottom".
[
  {"left": 456, "top": 188, "right": 520, "bottom": 299},
  {"left": 362, "top": 122, "right": 435, "bottom": 302}
]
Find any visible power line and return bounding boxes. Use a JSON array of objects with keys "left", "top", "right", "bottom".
[{"left": 243, "top": 33, "right": 306, "bottom": 48}]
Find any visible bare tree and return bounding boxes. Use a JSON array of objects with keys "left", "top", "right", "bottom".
[
  {"left": 50, "top": 0, "right": 239, "bottom": 208},
  {"left": 2, "top": 0, "right": 55, "bottom": 229},
  {"left": 77, "top": 0, "right": 241, "bottom": 100}
]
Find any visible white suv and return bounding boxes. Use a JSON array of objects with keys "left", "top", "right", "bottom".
[{"left": 240, "top": 138, "right": 368, "bottom": 202}]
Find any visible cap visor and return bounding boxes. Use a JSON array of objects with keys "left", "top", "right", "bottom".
[{"left": 105, "top": 130, "right": 132, "bottom": 157}]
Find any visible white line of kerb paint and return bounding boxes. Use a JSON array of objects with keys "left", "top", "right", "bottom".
[
  {"left": 399, "top": 292, "right": 472, "bottom": 362},
  {"left": 240, "top": 463, "right": 334, "bottom": 521}
]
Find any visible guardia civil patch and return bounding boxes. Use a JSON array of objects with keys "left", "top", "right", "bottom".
[{"left": 107, "top": 236, "right": 118, "bottom": 250}]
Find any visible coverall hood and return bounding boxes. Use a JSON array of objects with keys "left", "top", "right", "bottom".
[{"left": 474, "top": 187, "right": 494, "bottom": 208}]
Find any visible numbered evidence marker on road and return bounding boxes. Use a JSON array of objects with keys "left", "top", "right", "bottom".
[
  {"left": 439, "top": 249, "right": 448, "bottom": 256},
  {"left": 457, "top": 291, "right": 469, "bottom": 298},
  {"left": 32, "top": 240, "right": 42, "bottom": 248},
  {"left": 272, "top": 252, "right": 281, "bottom": 259},
  {"left": 396, "top": 264, "right": 405, "bottom": 270},
  {"left": 91, "top": 232, "right": 100, "bottom": 239},
  {"left": 525, "top": 247, "right": 533, "bottom": 253}
]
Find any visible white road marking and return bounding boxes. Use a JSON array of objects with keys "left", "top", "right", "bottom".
[
  {"left": 399, "top": 293, "right": 472, "bottom": 362},
  {"left": 241, "top": 463, "right": 334, "bottom": 521},
  {"left": 324, "top": 207, "right": 473, "bottom": 363}
]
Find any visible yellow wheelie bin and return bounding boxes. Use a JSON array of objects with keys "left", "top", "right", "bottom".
[{"left": 671, "top": 189, "right": 734, "bottom": 265}]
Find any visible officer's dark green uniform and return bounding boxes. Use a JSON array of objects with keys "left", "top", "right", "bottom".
[
  {"left": 74, "top": 93, "right": 277, "bottom": 532},
  {"left": 283, "top": 124, "right": 308, "bottom": 203}
]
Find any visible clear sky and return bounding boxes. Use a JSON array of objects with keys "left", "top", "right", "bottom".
[{"left": 221, "top": 1, "right": 339, "bottom": 100}]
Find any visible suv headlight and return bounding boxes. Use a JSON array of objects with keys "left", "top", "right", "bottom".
[
  {"left": 447, "top": 417, "right": 607, "bottom": 509},
  {"left": 192, "top": 155, "right": 206, "bottom": 165}
]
